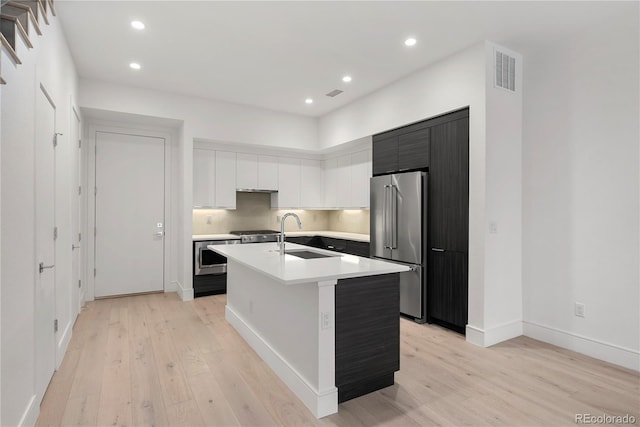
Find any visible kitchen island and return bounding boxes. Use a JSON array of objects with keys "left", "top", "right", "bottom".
[{"left": 208, "top": 242, "right": 409, "bottom": 418}]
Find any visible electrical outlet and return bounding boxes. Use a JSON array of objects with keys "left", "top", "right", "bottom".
[
  {"left": 321, "top": 311, "right": 332, "bottom": 330},
  {"left": 276, "top": 215, "right": 281, "bottom": 224},
  {"left": 489, "top": 221, "right": 498, "bottom": 234},
  {"left": 574, "top": 302, "right": 585, "bottom": 318},
  {"left": 206, "top": 215, "right": 212, "bottom": 224}
]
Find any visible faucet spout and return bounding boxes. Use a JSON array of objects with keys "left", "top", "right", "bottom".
[{"left": 279, "top": 212, "right": 302, "bottom": 255}]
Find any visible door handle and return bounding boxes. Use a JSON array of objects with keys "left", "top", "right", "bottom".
[
  {"left": 431, "top": 248, "right": 445, "bottom": 252},
  {"left": 39, "top": 262, "right": 55, "bottom": 273},
  {"left": 72, "top": 244, "right": 80, "bottom": 250},
  {"left": 391, "top": 185, "right": 398, "bottom": 249}
]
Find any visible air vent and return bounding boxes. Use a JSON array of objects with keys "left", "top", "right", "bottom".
[
  {"left": 325, "top": 89, "right": 343, "bottom": 98},
  {"left": 494, "top": 49, "right": 516, "bottom": 92}
]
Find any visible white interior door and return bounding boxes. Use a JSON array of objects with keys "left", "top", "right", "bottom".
[
  {"left": 94, "top": 131, "right": 165, "bottom": 297},
  {"left": 71, "top": 109, "right": 82, "bottom": 314},
  {"left": 35, "top": 85, "right": 56, "bottom": 400}
]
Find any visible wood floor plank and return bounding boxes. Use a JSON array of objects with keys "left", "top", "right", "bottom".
[
  {"left": 36, "top": 293, "right": 640, "bottom": 427},
  {"left": 128, "top": 295, "right": 170, "bottom": 427}
]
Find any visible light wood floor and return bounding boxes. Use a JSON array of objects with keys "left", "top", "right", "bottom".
[{"left": 36, "top": 292, "right": 639, "bottom": 427}]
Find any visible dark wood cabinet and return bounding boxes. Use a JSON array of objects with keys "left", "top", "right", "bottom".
[
  {"left": 428, "top": 117, "right": 469, "bottom": 252},
  {"left": 428, "top": 250, "right": 468, "bottom": 332},
  {"left": 372, "top": 134, "right": 398, "bottom": 175},
  {"left": 398, "top": 128, "right": 429, "bottom": 172},
  {"left": 285, "top": 235, "right": 370, "bottom": 258},
  {"left": 335, "top": 273, "right": 399, "bottom": 402}
]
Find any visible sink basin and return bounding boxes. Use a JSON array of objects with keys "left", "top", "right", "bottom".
[{"left": 285, "top": 249, "right": 339, "bottom": 259}]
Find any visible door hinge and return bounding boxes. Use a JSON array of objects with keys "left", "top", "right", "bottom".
[
  {"left": 78, "top": 232, "right": 82, "bottom": 242},
  {"left": 93, "top": 268, "right": 96, "bottom": 277},
  {"left": 53, "top": 132, "right": 63, "bottom": 147},
  {"left": 53, "top": 227, "right": 58, "bottom": 240},
  {"left": 78, "top": 186, "right": 82, "bottom": 195},
  {"left": 78, "top": 139, "right": 82, "bottom": 149},
  {"left": 78, "top": 279, "right": 81, "bottom": 288},
  {"left": 54, "top": 319, "right": 58, "bottom": 333},
  {"left": 94, "top": 187, "right": 97, "bottom": 196},
  {"left": 94, "top": 227, "right": 96, "bottom": 237}
]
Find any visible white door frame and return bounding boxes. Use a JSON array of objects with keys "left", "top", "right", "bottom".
[
  {"left": 85, "top": 123, "right": 174, "bottom": 301},
  {"left": 71, "top": 105, "right": 83, "bottom": 315}
]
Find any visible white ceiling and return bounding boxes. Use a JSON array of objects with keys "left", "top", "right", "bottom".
[{"left": 56, "top": 1, "right": 631, "bottom": 118}]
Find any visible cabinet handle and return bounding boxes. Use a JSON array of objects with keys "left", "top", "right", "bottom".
[
  {"left": 431, "top": 248, "right": 445, "bottom": 252},
  {"left": 39, "top": 262, "right": 55, "bottom": 273}
]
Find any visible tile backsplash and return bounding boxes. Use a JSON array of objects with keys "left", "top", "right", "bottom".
[{"left": 192, "top": 192, "right": 370, "bottom": 235}]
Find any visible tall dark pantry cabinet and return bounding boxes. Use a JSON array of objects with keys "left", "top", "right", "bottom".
[{"left": 371, "top": 108, "right": 469, "bottom": 333}]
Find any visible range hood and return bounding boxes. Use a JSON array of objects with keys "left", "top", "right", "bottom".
[{"left": 236, "top": 188, "right": 278, "bottom": 194}]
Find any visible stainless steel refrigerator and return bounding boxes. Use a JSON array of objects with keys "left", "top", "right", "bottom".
[{"left": 370, "top": 171, "right": 427, "bottom": 321}]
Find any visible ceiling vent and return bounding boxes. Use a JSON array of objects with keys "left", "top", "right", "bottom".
[
  {"left": 325, "top": 89, "right": 343, "bottom": 98},
  {"left": 494, "top": 49, "right": 516, "bottom": 92}
]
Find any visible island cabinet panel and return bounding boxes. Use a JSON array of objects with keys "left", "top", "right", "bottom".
[{"left": 335, "top": 273, "right": 400, "bottom": 403}]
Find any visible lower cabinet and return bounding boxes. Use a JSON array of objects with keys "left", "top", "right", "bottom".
[
  {"left": 428, "top": 250, "right": 468, "bottom": 332},
  {"left": 335, "top": 273, "right": 400, "bottom": 403},
  {"left": 285, "top": 235, "right": 370, "bottom": 257}
]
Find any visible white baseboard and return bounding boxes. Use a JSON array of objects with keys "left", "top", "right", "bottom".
[
  {"left": 18, "top": 394, "right": 39, "bottom": 427},
  {"left": 466, "top": 320, "right": 523, "bottom": 347},
  {"left": 56, "top": 319, "right": 73, "bottom": 368},
  {"left": 174, "top": 280, "right": 193, "bottom": 301},
  {"left": 523, "top": 321, "right": 640, "bottom": 371},
  {"left": 165, "top": 280, "right": 178, "bottom": 292},
  {"left": 226, "top": 305, "right": 338, "bottom": 418}
]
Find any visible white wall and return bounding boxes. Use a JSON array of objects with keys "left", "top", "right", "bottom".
[
  {"left": 522, "top": 9, "right": 639, "bottom": 370},
  {"left": 318, "top": 43, "right": 492, "bottom": 338},
  {"left": 79, "top": 79, "right": 318, "bottom": 151},
  {"left": 1, "top": 12, "right": 79, "bottom": 426},
  {"left": 481, "top": 43, "right": 523, "bottom": 345}
]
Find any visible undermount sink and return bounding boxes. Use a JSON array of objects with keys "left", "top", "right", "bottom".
[{"left": 285, "top": 249, "right": 340, "bottom": 259}]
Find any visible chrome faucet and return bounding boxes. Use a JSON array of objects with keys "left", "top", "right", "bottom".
[{"left": 279, "top": 212, "right": 302, "bottom": 255}]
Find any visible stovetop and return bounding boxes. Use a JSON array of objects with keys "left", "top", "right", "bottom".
[{"left": 229, "top": 230, "right": 279, "bottom": 236}]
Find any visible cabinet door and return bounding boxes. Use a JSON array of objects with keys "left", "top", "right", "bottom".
[
  {"left": 236, "top": 153, "right": 258, "bottom": 189},
  {"left": 372, "top": 134, "right": 398, "bottom": 175},
  {"left": 215, "top": 151, "right": 236, "bottom": 209},
  {"left": 336, "top": 155, "right": 352, "bottom": 208},
  {"left": 323, "top": 158, "right": 338, "bottom": 208},
  {"left": 193, "top": 148, "right": 216, "bottom": 207},
  {"left": 273, "top": 157, "right": 300, "bottom": 208},
  {"left": 398, "top": 128, "right": 429, "bottom": 171},
  {"left": 300, "top": 159, "right": 323, "bottom": 208},
  {"left": 429, "top": 117, "right": 469, "bottom": 252},
  {"left": 350, "top": 150, "right": 371, "bottom": 208},
  {"left": 428, "top": 250, "right": 468, "bottom": 329},
  {"left": 258, "top": 155, "right": 278, "bottom": 190}
]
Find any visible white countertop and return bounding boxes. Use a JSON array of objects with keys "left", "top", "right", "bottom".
[
  {"left": 193, "top": 231, "right": 369, "bottom": 242},
  {"left": 285, "top": 231, "right": 370, "bottom": 242},
  {"left": 192, "top": 234, "right": 241, "bottom": 241},
  {"left": 208, "top": 242, "right": 408, "bottom": 285}
]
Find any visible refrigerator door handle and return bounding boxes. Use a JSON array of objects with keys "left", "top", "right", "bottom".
[
  {"left": 391, "top": 184, "right": 398, "bottom": 249},
  {"left": 383, "top": 184, "right": 391, "bottom": 249}
]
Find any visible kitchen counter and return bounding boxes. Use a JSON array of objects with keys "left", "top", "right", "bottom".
[
  {"left": 192, "top": 234, "right": 241, "bottom": 241},
  {"left": 285, "top": 230, "right": 369, "bottom": 242},
  {"left": 208, "top": 242, "right": 405, "bottom": 285},
  {"left": 208, "top": 242, "right": 406, "bottom": 418}
]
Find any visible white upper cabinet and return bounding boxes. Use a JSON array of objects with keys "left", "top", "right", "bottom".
[
  {"left": 350, "top": 150, "right": 372, "bottom": 208},
  {"left": 300, "top": 159, "right": 324, "bottom": 208},
  {"left": 336, "top": 155, "right": 352, "bottom": 208},
  {"left": 323, "top": 157, "right": 338, "bottom": 208},
  {"left": 236, "top": 153, "right": 258, "bottom": 189},
  {"left": 271, "top": 157, "right": 300, "bottom": 208},
  {"left": 193, "top": 149, "right": 236, "bottom": 208},
  {"left": 258, "top": 155, "right": 278, "bottom": 190},
  {"left": 193, "top": 149, "right": 216, "bottom": 207},
  {"left": 215, "top": 151, "right": 237, "bottom": 208}
]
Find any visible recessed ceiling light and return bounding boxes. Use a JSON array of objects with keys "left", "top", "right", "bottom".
[
  {"left": 342, "top": 75, "right": 352, "bottom": 83},
  {"left": 404, "top": 37, "right": 417, "bottom": 47},
  {"left": 129, "top": 62, "right": 141, "bottom": 70},
  {"left": 131, "top": 20, "right": 145, "bottom": 30},
  {"left": 305, "top": 98, "right": 313, "bottom": 104}
]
